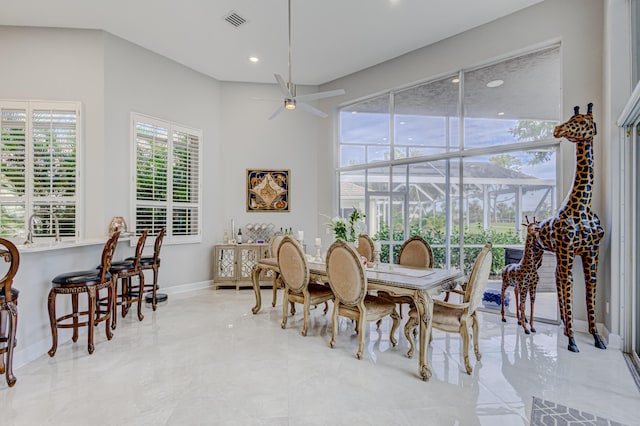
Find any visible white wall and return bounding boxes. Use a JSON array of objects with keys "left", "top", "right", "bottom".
[
  {"left": 219, "top": 82, "right": 323, "bottom": 249},
  {"left": 318, "top": 0, "right": 608, "bottom": 331},
  {"left": 0, "top": 26, "right": 106, "bottom": 237},
  {"left": 103, "top": 33, "right": 222, "bottom": 288}
]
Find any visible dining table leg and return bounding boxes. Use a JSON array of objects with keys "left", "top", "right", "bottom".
[
  {"left": 415, "top": 291, "right": 434, "bottom": 381},
  {"left": 251, "top": 264, "right": 263, "bottom": 314}
]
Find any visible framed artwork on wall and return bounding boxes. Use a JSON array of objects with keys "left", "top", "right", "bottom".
[{"left": 246, "top": 169, "right": 290, "bottom": 212}]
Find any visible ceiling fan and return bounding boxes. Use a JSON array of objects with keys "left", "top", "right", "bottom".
[{"left": 268, "top": 0, "right": 345, "bottom": 120}]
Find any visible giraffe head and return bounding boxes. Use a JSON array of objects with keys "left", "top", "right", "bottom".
[
  {"left": 522, "top": 215, "right": 540, "bottom": 238},
  {"left": 553, "top": 103, "right": 597, "bottom": 143}
]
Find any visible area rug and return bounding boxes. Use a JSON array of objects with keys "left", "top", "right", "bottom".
[{"left": 530, "top": 397, "right": 627, "bottom": 426}]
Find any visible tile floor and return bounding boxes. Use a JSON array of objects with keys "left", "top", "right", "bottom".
[{"left": 1, "top": 288, "right": 639, "bottom": 425}]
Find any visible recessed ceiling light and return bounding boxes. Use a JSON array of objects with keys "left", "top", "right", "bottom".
[
  {"left": 351, "top": 111, "right": 358, "bottom": 114},
  {"left": 486, "top": 79, "right": 504, "bottom": 88},
  {"left": 399, "top": 121, "right": 405, "bottom": 125},
  {"left": 498, "top": 112, "right": 505, "bottom": 116},
  {"left": 249, "top": 56, "right": 259, "bottom": 63},
  {"left": 451, "top": 78, "right": 460, "bottom": 83}
]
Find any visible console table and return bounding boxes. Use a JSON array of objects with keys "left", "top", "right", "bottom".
[{"left": 213, "top": 243, "right": 270, "bottom": 289}]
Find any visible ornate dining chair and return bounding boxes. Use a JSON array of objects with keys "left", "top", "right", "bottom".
[
  {"left": 48, "top": 232, "right": 120, "bottom": 356},
  {"left": 326, "top": 239, "right": 399, "bottom": 360},
  {"left": 269, "top": 234, "right": 285, "bottom": 307},
  {"left": 108, "top": 230, "right": 148, "bottom": 329},
  {"left": 378, "top": 235, "right": 434, "bottom": 319},
  {"left": 126, "top": 227, "right": 165, "bottom": 310},
  {"left": 356, "top": 234, "right": 375, "bottom": 262},
  {"left": 0, "top": 238, "right": 19, "bottom": 387},
  {"left": 278, "top": 236, "right": 333, "bottom": 336},
  {"left": 404, "top": 242, "right": 493, "bottom": 374}
]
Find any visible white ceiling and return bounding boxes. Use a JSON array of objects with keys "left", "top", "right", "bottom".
[{"left": 0, "top": 0, "right": 542, "bottom": 85}]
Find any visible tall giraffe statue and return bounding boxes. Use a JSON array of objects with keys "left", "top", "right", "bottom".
[
  {"left": 536, "top": 103, "right": 606, "bottom": 352},
  {"left": 501, "top": 216, "right": 544, "bottom": 334}
]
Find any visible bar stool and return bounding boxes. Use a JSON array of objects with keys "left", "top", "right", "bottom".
[
  {"left": 48, "top": 232, "right": 119, "bottom": 356},
  {"left": 0, "top": 238, "right": 19, "bottom": 387},
  {"left": 109, "top": 230, "right": 148, "bottom": 329},
  {"left": 126, "top": 227, "right": 164, "bottom": 310}
]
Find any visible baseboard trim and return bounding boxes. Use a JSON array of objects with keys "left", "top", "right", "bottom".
[{"left": 160, "top": 280, "right": 213, "bottom": 295}]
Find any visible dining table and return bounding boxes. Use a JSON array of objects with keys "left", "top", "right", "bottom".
[{"left": 251, "top": 257, "right": 464, "bottom": 381}]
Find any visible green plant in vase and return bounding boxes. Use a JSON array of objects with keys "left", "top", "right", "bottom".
[{"left": 324, "top": 208, "right": 366, "bottom": 243}]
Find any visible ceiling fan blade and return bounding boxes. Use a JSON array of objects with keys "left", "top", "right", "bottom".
[
  {"left": 268, "top": 104, "right": 286, "bottom": 120},
  {"left": 297, "top": 102, "right": 328, "bottom": 118},
  {"left": 274, "top": 74, "right": 293, "bottom": 98},
  {"left": 295, "top": 88, "right": 346, "bottom": 102}
]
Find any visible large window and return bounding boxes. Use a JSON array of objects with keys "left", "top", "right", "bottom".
[
  {"left": 338, "top": 46, "right": 560, "bottom": 275},
  {"left": 132, "top": 113, "right": 201, "bottom": 243},
  {"left": 0, "top": 100, "right": 80, "bottom": 241}
]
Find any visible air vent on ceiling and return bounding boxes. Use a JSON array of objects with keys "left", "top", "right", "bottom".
[{"left": 224, "top": 11, "right": 247, "bottom": 28}]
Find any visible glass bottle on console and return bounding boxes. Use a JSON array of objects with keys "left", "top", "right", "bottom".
[{"left": 237, "top": 228, "right": 243, "bottom": 244}]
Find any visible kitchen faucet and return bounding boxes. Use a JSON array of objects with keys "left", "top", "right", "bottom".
[{"left": 25, "top": 212, "right": 60, "bottom": 244}]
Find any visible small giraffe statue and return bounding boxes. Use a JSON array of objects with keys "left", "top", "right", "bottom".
[
  {"left": 536, "top": 103, "right": 606, "bottom": 352},
  {"left": 501, "top": 216, "right": 544, "bottom": 334}
]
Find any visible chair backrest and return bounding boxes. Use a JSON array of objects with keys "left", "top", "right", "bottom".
[
  {"left": 398, "top": 235, "right": 434, "bottom": 268},
  {"left": 464, "top": 242, "right": 493, "bottom": 314},
  {"left": 277, "top": 236, "right": 309, "bottom": 293},
  {"left": 326, "top": 239, "right": 366, "bottom": 307},
  {"left": 0, "top": 238, "right": 20, "bottom": 303},
  {"left": 356, "top": 234, "right": 375, "bottom": 262},
  {"left": 133, "top": 230, "right": 149, "bottom": 269},
  {"left": 99, "top": 232, "right": 120, "bottom": 282},
  {"left": 269, "top": 234, "right": 285, "bottom": 258},
  {"left": 152, "top": 227, "right": 166, "bottom": 263}
]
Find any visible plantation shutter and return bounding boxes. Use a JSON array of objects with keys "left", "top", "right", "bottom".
[
  {"left": 172, "top": 127, "right": 200, "bottom": 236},
  {"left": 134, "top": 119, "right": 168, "bottom": 235},
  {"left": 133, "top": 113, "right": 201, "bottom": 242},
  {"left": 31, "top": 107, "right": 78, "bottom": 237},
  {"left": 0, "top": 101, "right": 80, "bottom": 239},
  {"left": 0, "top": 107, "right": 27, "bottom": 236}
]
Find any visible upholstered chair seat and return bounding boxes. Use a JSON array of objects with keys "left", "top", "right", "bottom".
[
  {"left": 0, "top": 288, "right": 19, "bottom": 298},
  {"left": 326, "top": 239, "right": 399, "bottom": 360},
  {"left": 278, "top": 236, "right": 334, "bottom": 336},
  {"left": 53, "top": 269, "right": 112, "bottom": 286},
  {"left": 356, "top": 234, "right": 375, "bottom": 262},
  {"left": 377, "top": 235, "right": 434, "bottom": 319},
  {"left": 404, "top": 242, "right": 493, "bottom": 374},
  {"left": 269, "top": 235, "right": 286, "bottom": 307}
]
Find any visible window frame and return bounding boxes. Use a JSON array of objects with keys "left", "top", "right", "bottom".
[
  {"left": 0, "top": 99, "right": 82, "bottom": 243},
  {"left": 130, "top": 112, "right": 202, "bottom": 244},
  {"left": 336, "top": 45, "right": 561, "bottom": 273}
]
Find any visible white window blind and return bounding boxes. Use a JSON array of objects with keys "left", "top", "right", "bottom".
[
  {"left": 132, "top": 113, "right": 201, "bottom": 243},
  {"left": 0, "top": 101, "right": 80, "bottom": 240}
]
